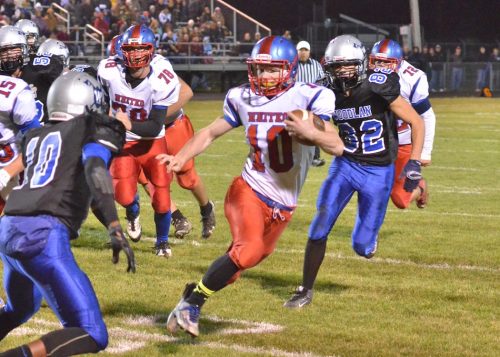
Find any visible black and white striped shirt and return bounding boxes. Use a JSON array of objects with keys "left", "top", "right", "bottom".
[{"left": 296, "top": 58, "right": 324, "bottom": 84}]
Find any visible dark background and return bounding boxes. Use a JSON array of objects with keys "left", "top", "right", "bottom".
[{"left": 225, "top": 0, "right": 500, "bottom": 43}]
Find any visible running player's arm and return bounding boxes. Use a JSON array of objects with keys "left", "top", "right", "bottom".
[
  {"left": 390, "top": 96, "right": 424, "bottom": 161},
  {"left": 165, "top": 78, "right": 193, "bottom": 125},
  {"left": 157, "top": 116, "right": 233, "bottom": 172},
  {"left": 0, "top": 155, "right": 25, "bottom": 190}
]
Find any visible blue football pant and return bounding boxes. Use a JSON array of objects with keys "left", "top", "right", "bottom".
[
  {"left": 0, "top": 216, "right": 108, "bottom": 350},
  {"left": 308, "top": 157, "right": 395, "bottom": 257}
]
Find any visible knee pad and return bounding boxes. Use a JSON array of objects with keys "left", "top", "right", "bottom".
[
  {"left": 151, "top": 187, "right": 170, "bottom": 213},
  {"left": 228, "top": 241, "right": 265, "bottom": 270},
  {"left": 176, "top": 166, "right": 200, "bottom": 190},
  {"left": 113, "top": 178, "right": 137, "bottom": 207}
]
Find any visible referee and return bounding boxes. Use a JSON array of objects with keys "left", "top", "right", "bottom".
[{"left": 296, "top": 40, "right": 326, "bottom": 167}]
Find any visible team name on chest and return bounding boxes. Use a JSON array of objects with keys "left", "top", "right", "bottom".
[
  {"left": 114, "top": 94, "right": 145, "bottom": 107},
  {"left": 248, "top": 112, "right": 287, "bottom": 123},
  {"left": 334, "top": 105, "right": 372, "bottom": 121}
]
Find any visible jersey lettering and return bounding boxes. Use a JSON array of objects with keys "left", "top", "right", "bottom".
[
  {"left": 368, "top": 73, "right": 387, "bottom": 84},
  {"left": 403, "top": 65, "right": 418, "bottom": 76},
  {"left": 33, "top": 57, "right": 51, "bottom": 66},
  {"left": 158, "top": 69, "right": 175, "bottom": 85},
  {"left": 0, "top": 80, "right": 16, "bottom": 98},
  {"left": 339, "top": 119, "right": 384, "bottom": 154},
  {"left": 248, "top": 125, "right": 294, "bottom": 173}
]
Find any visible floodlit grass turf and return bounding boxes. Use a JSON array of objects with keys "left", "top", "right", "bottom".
[{"left": 1, "top": 98, "right": 499, "bottom": 356}]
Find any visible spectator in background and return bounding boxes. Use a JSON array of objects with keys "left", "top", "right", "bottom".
[
  {"left": 93, "top": 8, "right": 110, "bottom": 39},
  {"left": 199, "top": 5, "right": 211, "bottom": 23},
  {"left": 76, "top": 0, "right": 95, "bottom": 27},
  {"left": 403, "top": 45, "right": 411, "bottom": 61},
  {"left": 254, "top": 31, "right": 261, "bottom": 42},
  {"left": 238, "top": 32, "right": 253, "bottom": 57},
  {"left": 475, "top": 46, "right": 490, "bottom": 92},
  {"left": 211, "top": 6, "right": 224, "bottom": 26},
  {"left": 295, "top": 40, "right": 326, "bottom": 167},
  {"left": 282, "top": 30, "right": 292, "bottom": 41},
  {"left": 490, "top": 48, "right": 500, "bottom": 91},
  {"left": 408, "top": 46, "right": 425, "bottom": 71},
  {"left": 422, "top": 45, "right": 432, "bottom": 80},
  {"left": 450, "top": 45, "right": 464, "bottom": 91},
  {"left": 430, "top": 44, "right": 445, "bottom": 92},
  {"left": 159, "top": 7, "right": 172, "bottom": 26}
]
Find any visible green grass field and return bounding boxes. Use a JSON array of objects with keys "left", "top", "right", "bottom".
[{"left": 1, "top": 98, "right": 499, "bottom": 356}]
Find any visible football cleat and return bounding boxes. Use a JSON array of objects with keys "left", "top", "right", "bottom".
[
  {"left": 155, "top": 241, "right": 172, "bottom": 258},
  {"left": 416, "top": 178, "right": 428, "bottom": 209},
  {"left": 201, "top": 201, "right": 216, "bottom": 239},
  {"left": 172, "top": 216, "right": 193, "bottom": 239},
  {"left": 166, "top": 282, "right": 196, "bottom": 334},
  {"left": 126, "top": 215, "right": 142, "bottom": 242},
  {"left": 168, "top": 301, "right": 200, "bottom": 337},
  {"left": 283, "top": 286, "right": 313, "bottom": 308}
]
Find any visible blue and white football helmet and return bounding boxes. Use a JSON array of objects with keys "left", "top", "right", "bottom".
[
  {"left": 246, "top": 35, "right": 298, "bottom": 96},
  {"left": 107, "top": 34, "right": 124, "bottom": 60},
  {"left": 120, "top": 25, "right": 155, "bottom": 68},
  {"left": 369, "top": 39, "right": 403, "bottom": 71}
]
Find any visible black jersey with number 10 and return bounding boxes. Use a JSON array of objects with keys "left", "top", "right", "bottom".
[{"left": 5, "top": 113, "right": 125, "bottom": 237}]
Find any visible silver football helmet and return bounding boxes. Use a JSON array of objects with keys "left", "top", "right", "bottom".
[
  {"left": 15, "top": 19, "right": 40, "bottom": 54},
  {"left": 0, "top": 25, "right": 29, "bottom": 74},
  {"left": 37, "top": 39, "right": 70, "bottom": 67},
  {"left": 323, "top": 34, "right": 367, "bottom": 92},
  {"left": 47, "top": 71, "right": 105, "bottom": 121}
]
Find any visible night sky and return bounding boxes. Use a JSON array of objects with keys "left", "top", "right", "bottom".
[{"left": 225, "top": 0, "right": 499, "bottom": 43}]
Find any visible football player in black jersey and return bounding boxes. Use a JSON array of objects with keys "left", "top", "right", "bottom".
[
  {"left": 284, "top": 35, "right": 424, "bottom": 308},
  {"left": 0, "top": 72, "right": 136, "bottom": 357}
]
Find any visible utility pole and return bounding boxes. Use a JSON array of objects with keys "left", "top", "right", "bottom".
[{"left": 409, "top": 0, "right": 422, "bottom": 48}]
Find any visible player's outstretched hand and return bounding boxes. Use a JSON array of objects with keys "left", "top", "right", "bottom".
[
  {"left": 400, "top": 159, "right": 422, "bottom": 192},
  {"left": 156, "top": 154, "right": 184, "bottom": 173},
  {"left": 108, "top": 224, "right": 136, "bottom": 273}
]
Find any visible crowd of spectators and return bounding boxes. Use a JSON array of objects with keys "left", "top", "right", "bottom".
[
  {"left": 0, "top": 0, "right": 247, "bottom": 60},
  {"left": 403, "top": 44, "right": 500, "bottom": 92}
]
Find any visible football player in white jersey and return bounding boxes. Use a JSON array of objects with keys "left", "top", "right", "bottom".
[
  {"left": 0, "top": 26, "right": 40, "bottom": 212},
  {"left": 98, "top": 25, "right": 180, "bottom": 257},
  {"left": 160, "top": 36, "right": 344, "bottom": 338},
  {"left": 369, "top": 39, "right": 435, "bottom": 209}
]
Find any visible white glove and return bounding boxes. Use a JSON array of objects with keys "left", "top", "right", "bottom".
[{"left": 0, "top": 169, "right": 11, "bottom": 191}]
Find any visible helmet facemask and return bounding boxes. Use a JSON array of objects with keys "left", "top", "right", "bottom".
[
  {"left": 25, "top": 33, "right": 39, "bottom": 55},
  {"left": 0, "top": 44, "right": 27, "bottom": 74},
  {"left": 324, "top": 59, "right": 365, "bottom": 93},
  {"left": 368, "top": 54, "right": 400, "bottom": 71},
  {"left": 122, "top": 43, "right": 154, "bottom": 68},
  {"left": 247, "top": 57, "right": 296, "bottom": 96}
]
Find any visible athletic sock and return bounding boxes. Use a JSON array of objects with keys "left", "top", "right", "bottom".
[
  {"left": 154, "top": 211, "right": 171, "bottom": 244},
  {"left": 200, "top": 201, "right": 213, "bottom": 217},
  {"left": 302, "top": 239, "right": 327, "bottom": 290},
  {"left": 186, "top": 254, "right": 239, "bottom": 307},
  {"left": 125, "top": 193, "right": 140, "bottom": 220}
]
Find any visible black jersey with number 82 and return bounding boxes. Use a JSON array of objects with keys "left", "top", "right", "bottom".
[{"left": 332, "top": 69, "right": 400, "bottom": 166}]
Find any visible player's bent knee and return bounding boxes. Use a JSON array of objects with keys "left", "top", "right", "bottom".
[
  {"left": 88, "top": 326, "right": 108, "bottom": 351},
  {"left": 177, "top": 170, "right": 200, "bottom": 190},
  {"left": 352, "top": 242, "right": 376, "bottom": 259},
  {"left": 151, "top": 189, "right": 170, "bottom": 213}
]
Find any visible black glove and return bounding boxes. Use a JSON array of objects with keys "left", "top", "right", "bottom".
[
  {"left": 400, "top": 159, "right": 422, "bottom": 192},
  {"left": 108, "top": 225, "right": 136, "bottom": 273}
]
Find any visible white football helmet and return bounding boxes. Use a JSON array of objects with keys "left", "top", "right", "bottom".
[
  {"left": 0, "top": 25, "right": 29, "bottom": 74},
  {"left": 47, "top": 71, "right": 105, "bottom": 121},
  {"left": 37, "top": 39, "right": 70, "bottom": 67},
  {"left": 15, "top": 19, "right": 40, "bottom": 54},
  {"left": 323, "top": 34, "right": 367, "bottom": 92}
]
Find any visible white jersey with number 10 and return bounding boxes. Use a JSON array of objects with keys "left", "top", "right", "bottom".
[{"left": 223, "top": 82, "right": 335, "bottom": 208}]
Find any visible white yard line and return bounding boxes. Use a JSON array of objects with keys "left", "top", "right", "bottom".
[{"left": 12, "top": 315, "right": 332, "bottom": 357}]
